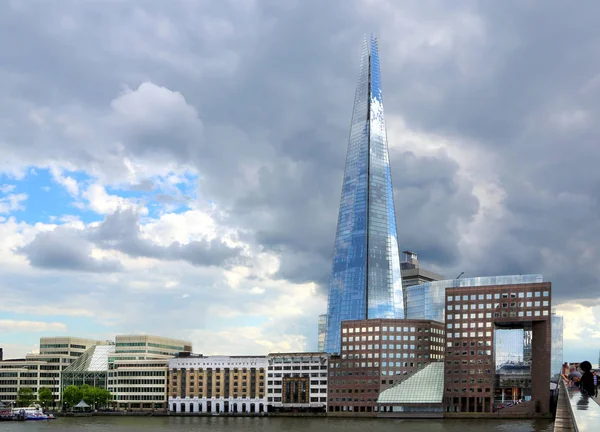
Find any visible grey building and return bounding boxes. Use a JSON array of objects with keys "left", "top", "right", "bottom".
[{"left": 400, "top": 251, "right": 444, "bottom": 290}]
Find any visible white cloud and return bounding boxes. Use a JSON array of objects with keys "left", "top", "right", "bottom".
[
  {"left": 111, "top": 82, "right": 201, "bottom": 129},
  {"left": 0, "top": 184, "right": 16, "bottom": 194},
  {"left": 49, "top": 166, "right": 80, "bottom": 196},
  {"left": 0, "top": 319, "right": 67, "bottom": 332},
  {"left": 82, "top": 183, "right": 145, "bottom": 215},
  {"left": 0, "top": 193, "right": 27, "bottom": 214}
]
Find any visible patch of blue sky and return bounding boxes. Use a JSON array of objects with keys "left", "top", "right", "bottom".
[
  {"left": 1, "top": 313, "right": 112, "bottom": 346},
  {"left": 0, "top": 168, "right": 98, "bottom": 225}
]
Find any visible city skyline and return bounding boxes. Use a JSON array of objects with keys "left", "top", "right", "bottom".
[
  {"left": 325, "top": 35, "right": 403, "bottom": 354},
  {"left": 1, "top": 1, "right": 599, "bottom": 366}
]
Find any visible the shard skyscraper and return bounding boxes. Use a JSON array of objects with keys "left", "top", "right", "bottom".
[{"left": 324, "top": 35, "right": 403, "bottom": 353}]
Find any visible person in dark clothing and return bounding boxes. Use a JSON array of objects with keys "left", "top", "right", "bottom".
[{"left": 579, "top": 361, "right": 595, "bottom": 397}]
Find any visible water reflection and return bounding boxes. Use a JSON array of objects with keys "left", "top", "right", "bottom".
[{"left": 0, "top": 416, "right": 555, "bottom": 432}]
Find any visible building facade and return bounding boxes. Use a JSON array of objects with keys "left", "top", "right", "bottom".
[
  {"left": 551, "top": 312, "right": 564, "bottom": 379},
  {"left": 328, "top": 319, "right": 445, "bottom": 415},
  {"left": 405, "top": 274, "right": 544, "bottom": 323},
  {"left": 400, "top": 251, "right": 444, "bottom": 290},
  {"left": 266, "top": 353, "right": 329, "bottom": 413},
  {"left": 168, "top": 354, "right": 267, "bottom": 414},
  {"left": 107, "top": 335, "right": 192, "bottom": 411},
  {"left": 325, "top": 35, "right": 404, "bottom": 354},
  {"left": 318, "top": 314, "right": 327, "bottom": 352},
  {"left": 443, "top": 283, "right": 552, "bottom": 414},
  {"left": 0, "top": 336, "right": 101, "bottom": 405}
]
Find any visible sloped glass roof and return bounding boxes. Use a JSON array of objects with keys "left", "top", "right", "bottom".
[
  {"left": 64, "top": 344, "right": 115, "bottom": 372},
  {"left": 378, "top": 362, "right": 444, "bottom": 404}
]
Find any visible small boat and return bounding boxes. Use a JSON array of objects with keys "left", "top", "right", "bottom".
[{"left": 12, "top": 407, "right": 55, "bottom": 421}]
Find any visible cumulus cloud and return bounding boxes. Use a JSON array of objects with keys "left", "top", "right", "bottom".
[
  {"left": 18, "top": 226, "right": 123, "bottom": 273},
  {"left": 18, "top": 209, "right": 244, "bottom": 271},
  {"left": 0, "top": 193, "right": 27, "bottom": 214},
  {"left": 0, "top": 0, "right": 599, "bottom": 362},
  {"left": 0, "top": 320, "right": 67, "bottom": 333}
]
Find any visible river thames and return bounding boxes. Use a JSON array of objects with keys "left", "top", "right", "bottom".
[{"left": 0, "top": 417, "right": 554, "bottom": 431}]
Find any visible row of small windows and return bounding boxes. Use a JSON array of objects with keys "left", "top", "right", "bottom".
[
  {"left": 447, "top": 322, "right": 492, "bottom": 329},
  {"left": 448, "top": 291, "right": 549, "bottom": 302},
  {"left": 448, "top": 301, "right": 549, "bottom": 311},
  {"left": 109, "top": 371, "right": 165, "bottom": 377},
  {"left": 107, "top": 379, "right": 165, "bottom": 385},
  {"left": 267, "top": 373, "right": 327, "bottom": 378},
  {"left": 447, "top": 341, "right": 492, "bottom": 348},
  {"left": 342, "top": 326, "right": 442, "bottom": 334},
  {"left": 448, "top": 331, "right": 492, "bottom": 339},
  {"left": 113, "top": 395, "right": 166, "bottom": 401}
]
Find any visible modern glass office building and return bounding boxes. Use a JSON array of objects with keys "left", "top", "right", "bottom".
[
  {"left": 551, "top": 312, "right": 564, "bottom": 379},
  {"left": 324, "top": 35, "right": 403, "bottom": 354},
  {"left": 405, "top": 274, "right": 543, "bottom": 323}
]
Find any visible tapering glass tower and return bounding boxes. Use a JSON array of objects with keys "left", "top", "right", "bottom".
[{"left": 324, "top": 35, "right": 403, "bottom": 353}]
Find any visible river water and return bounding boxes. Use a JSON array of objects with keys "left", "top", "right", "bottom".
[{"left": 0, "top": 417, "right": 554, "bottom": 431}]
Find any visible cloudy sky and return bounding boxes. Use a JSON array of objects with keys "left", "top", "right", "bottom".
[{"left": 1, "top": 0, "right": 599, "bottom": 364}]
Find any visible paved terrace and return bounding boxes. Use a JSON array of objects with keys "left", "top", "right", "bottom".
[{"left": 554, "top": 380, "right": 600, "bottom": 432}]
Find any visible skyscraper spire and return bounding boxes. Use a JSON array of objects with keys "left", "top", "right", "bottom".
[{"left": 324, "top": 35, "right": 403, "bottom": 354}]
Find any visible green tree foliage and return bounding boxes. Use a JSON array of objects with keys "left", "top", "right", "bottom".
[
  {"left": 37, "top": 387, "right": 54, "bottom": 409},
  {"left": 82, "top": 385, "right": 112, "bottom": 408},
  {"left": 62, "top": 385, "right": 82, "bottom": 408},
  {"left": 15, "top": 388, "right": 35, "bottom": 407},
  {"left": 62, "top": 385, "right": 112, "bottom": 410}
]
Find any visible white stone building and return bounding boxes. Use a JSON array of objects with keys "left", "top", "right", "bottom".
[{"left": 266, "top": 352, "right": 329, "bottom": 413}]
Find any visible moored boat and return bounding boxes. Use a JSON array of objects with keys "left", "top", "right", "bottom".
[{"left": 12, "top": 406, "right": 55, "bottom": 420}]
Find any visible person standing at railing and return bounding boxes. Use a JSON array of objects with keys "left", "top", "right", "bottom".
[
  {"left": 593, "top": 370, "right": 598, "bottom": 397},
  {"left": 579, "top": 361, "right": 595, "bottom": 397},
  {"left": 561, "top": 362, "right": 570, "bottom": 383},
  {"left": 568, "top": 365, "right": 582, "bottom": 388}
]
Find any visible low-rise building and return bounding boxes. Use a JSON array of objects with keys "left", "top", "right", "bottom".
[
  {"left": 168, "top": 354, "right": 267, "bottom": 414},
  {"left": 108, "top": 335, "right": 192, "bottom": 412},
  {"left": 328, "top": 319, "right": 445, "bottom": 415},
  {"left": 0, "top": 336, "right": 101, "bottom": 406},
  {"left": 266, "top": 352, "right": 329, "bottom": 413}
]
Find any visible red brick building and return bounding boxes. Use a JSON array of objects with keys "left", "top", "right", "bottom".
[
  {"left": 328, "top": 318, "right": 445, "bottom": 415},
  {"left": 443, "top": 282, "right": 551, "bottom": 414}
]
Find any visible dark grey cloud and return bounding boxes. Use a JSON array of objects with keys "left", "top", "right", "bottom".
[
  {"left": 19, "top": 210, "right": 243, "bottom": 271},
  {"left": 2, "top": 0, "right": 600, "bottom": 309},
  {"left": 18, "top": 228, "right": 122, "bottom": 273}
]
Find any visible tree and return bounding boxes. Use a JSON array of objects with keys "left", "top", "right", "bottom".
[
  {"left": 16, "top": 388, "right": 35, "bottom": 407},
  {"left": 82, "top": 386, "right": 112, "bottom": 409},
  {"left": 95, "top": 388, "right": 112, "bottom": 408},
  {"left": 62, "top": 385, "right": 82, "bottom": 409},
  {"left": 38, "top": 387, "right": 54, "bottom": 409}
]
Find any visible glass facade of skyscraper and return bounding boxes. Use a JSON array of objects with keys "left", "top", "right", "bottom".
[
  {"left": 317, "top": 314, "right": 327, "bottom": 352},
  {"left": 405, "top": 274, "right": 543, "bottom": 323},
  {"left": 325, "top": 36, "right": 403, "bottom": 354},
  {"left": 551, "top": 313, "right": 564, "bottom": 379}
]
